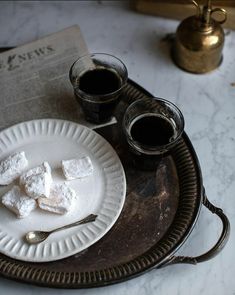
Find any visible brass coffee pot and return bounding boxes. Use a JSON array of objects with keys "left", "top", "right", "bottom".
[{"left": 172, "top": 0, "right": 227, "bottom": 73}]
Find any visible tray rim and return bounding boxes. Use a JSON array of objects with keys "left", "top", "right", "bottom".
[{"left": 0, "top": 79, "right": 204, "bottom": 288}]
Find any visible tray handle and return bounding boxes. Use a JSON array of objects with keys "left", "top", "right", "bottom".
[{"left": 163, "top": 188, "right": 230, "bottom": 266}]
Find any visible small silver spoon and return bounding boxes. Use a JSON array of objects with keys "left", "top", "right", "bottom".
[{"left": 25, "top": 214, "right": 97, "bottom": 245}]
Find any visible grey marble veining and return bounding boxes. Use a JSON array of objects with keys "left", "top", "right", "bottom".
[{"left": 0, "top": 1, "right": 234, "bottom": 294}]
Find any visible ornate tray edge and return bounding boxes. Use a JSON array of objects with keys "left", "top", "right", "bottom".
[{"left": 0, "top": 79, "right": 230, "bottom": 289}]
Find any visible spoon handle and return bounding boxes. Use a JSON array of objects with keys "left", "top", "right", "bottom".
[{"left": 51, "top": 214, "right": 97, "bottom": 233}]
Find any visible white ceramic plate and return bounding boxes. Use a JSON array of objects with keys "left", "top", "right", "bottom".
[{"left": 0, "top": 119, "right": 126, "bottom": 262}]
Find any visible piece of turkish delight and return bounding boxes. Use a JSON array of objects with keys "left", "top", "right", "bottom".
[
  {"left": 0, "top": 151, "right": 28, "bottom": 185},
  {"left": 2, "top": 185, "right": 37, "bottom": 218},
  {"left": 38, "top": 183, "right": 77, "bottom": 214},
  {"left": 62, "top": 156, "right": 93, "bottom": 180},
  {"left": 20, "top": 162, "right": 52, "bottom": 199}
]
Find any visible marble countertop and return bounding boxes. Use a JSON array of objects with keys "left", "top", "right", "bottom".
[{"left": 0, "top": 1, "right": 234, "bottom": 294}]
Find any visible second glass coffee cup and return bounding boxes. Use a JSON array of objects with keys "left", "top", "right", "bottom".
[
  {"left": 123, "top": 97, "right": 185, "bottom": 170},
  {"left": 69, "top": 53, "right": 128, "bottom": 124}
]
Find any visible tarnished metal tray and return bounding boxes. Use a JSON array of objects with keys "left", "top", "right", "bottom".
[{"left": 0, "top": 79, "right": 230, "bottom": 288}]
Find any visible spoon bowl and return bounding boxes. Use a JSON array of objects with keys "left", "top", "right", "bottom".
[{"left": 25, "top": 231, "right": 50, "bottom": 244}]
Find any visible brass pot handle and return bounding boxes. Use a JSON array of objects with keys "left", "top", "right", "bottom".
[
  {"left": 211, "top": 7, "right": 227, "bottom": 24},
  {"left": 191, "top": 0, "right": 201, "bottom": 17},
  {"left": 161, "top": 188, "right": 230, "bottom": 266},
  {"left": 191, "top": 1, "right": 227, "bottom": 25}
]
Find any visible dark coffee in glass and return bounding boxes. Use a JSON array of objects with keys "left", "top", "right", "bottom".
[
  {"left": 70, "top": 53, "right": 128, "bottom": 124},
  {"left": 79, "top": 68, "right": 121, "bottom": 95},
  {"left": 130, "top": 114, "right": 176, "bottom": 147}
]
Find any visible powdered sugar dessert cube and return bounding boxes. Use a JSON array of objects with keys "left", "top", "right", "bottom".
[
  {"left": 24, "top": 173, "right": 52, "bottom": 199},
  {"left": 20, "top": 162, "right": 51, "bottom": 184},
  {"left": 20, "top": 162, "right": 52, "bottom": 199},
  {"left": 0, "top": 151, "right": 28, "bottom": 185},
  {"left": 62, "top": 156, "right": 93, "bottom": 180},
  {"left": 38, "top": 183, "right": 77, "bottom": 214},
  {"left": 1, "top": 185, "right": 37, "bottom": 218}
]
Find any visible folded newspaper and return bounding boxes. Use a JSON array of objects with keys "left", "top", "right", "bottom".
[{"left": 0, "top": 25, "right": 116, "bottom": 131}]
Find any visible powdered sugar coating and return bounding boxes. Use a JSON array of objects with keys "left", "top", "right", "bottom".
[
  {"left": 62, "top": 156, "right": 93, "bottom": 180},
  {"left": 1, "top": 185, "right": 37, "bottom": 218},
  {"left": 20, "top": 162, "right": 51, "bottom": 184},
  {"left": 38, "top": 183, "right": 77, "bottom": 214},
  {"left": 20, "top": 162, "right": 52, "bottom": 199},
  {"left": 0, "top": 151, "right": 28, "bottom": 185}
]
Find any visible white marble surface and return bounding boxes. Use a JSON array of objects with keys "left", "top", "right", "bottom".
[{"left": 0, "top": 1, "right": 234, "bottom": 294}]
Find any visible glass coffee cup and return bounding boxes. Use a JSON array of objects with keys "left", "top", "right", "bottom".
[
  {"left": 123, "top": 97, "right": 184, "bottom": 170},
  {"left": 69, "top": 53, "right": 128, "bottom": 124}
]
